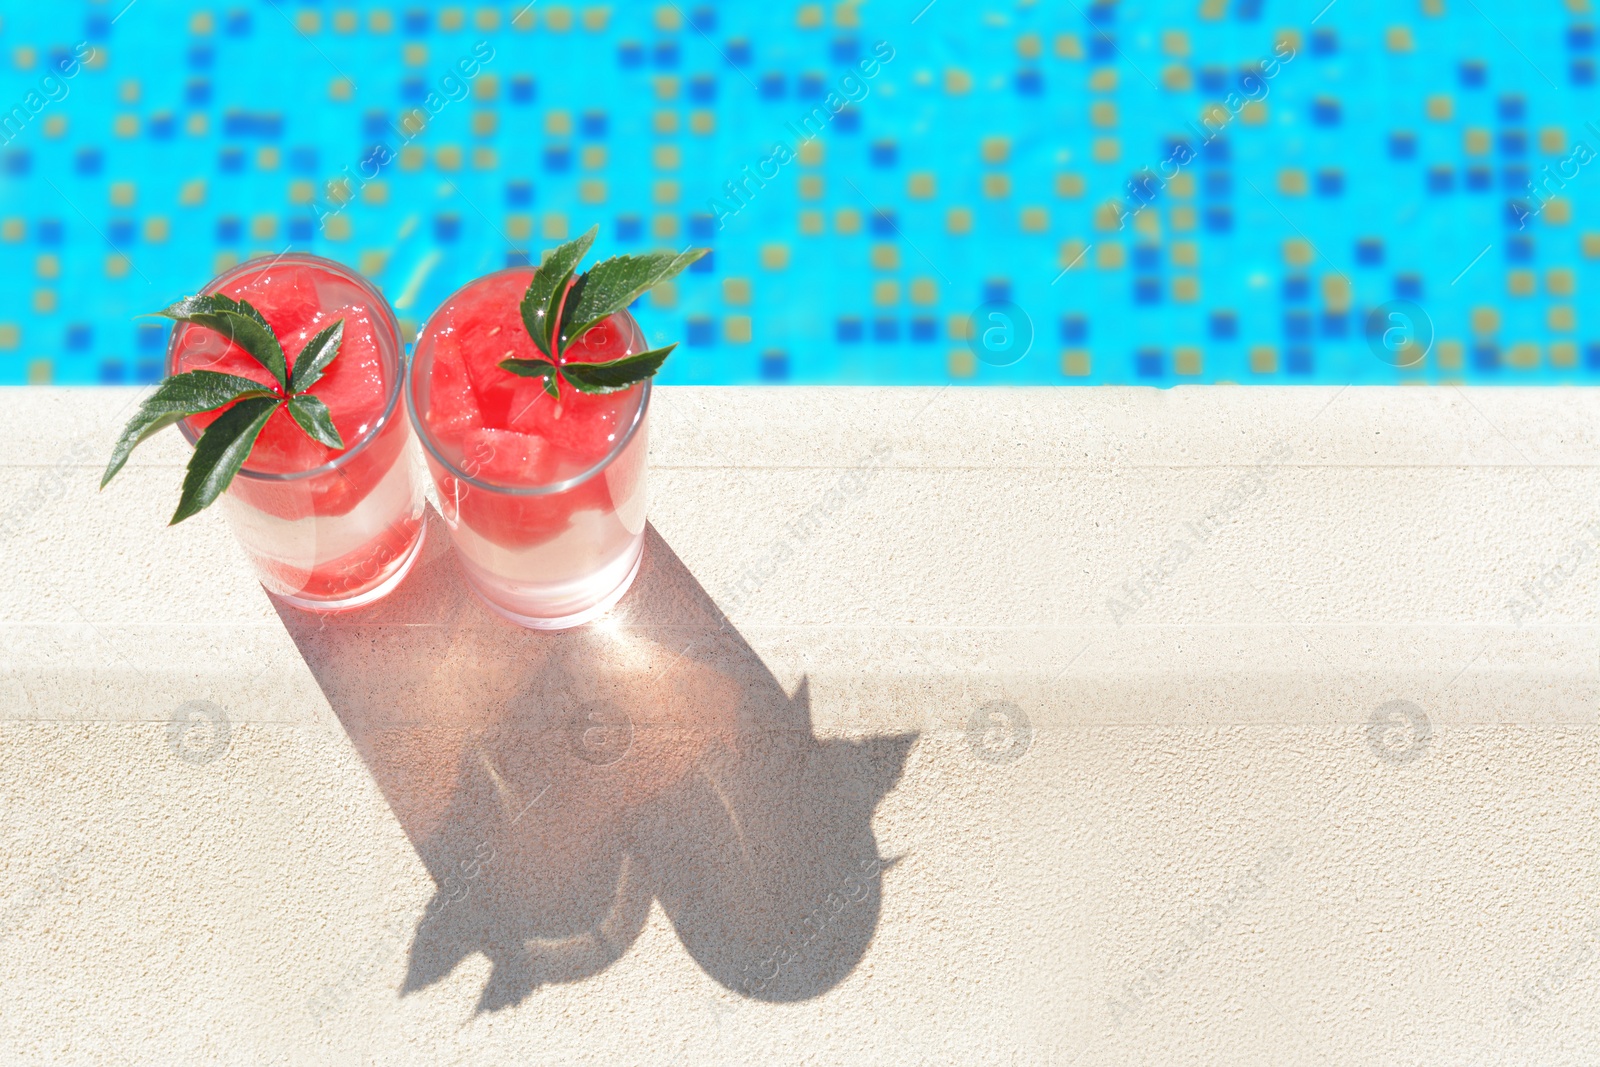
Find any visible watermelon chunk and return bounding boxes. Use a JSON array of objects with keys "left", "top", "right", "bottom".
[{"left": 423, "top": 330, "right": 482, "bottom": 441}]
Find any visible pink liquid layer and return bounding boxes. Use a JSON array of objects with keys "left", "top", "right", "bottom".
[
  {"left": 171, "top": 259, "right": 424, "bottom": 605},
  {"left": 413, "top": 269, "right": 648, "bottom": 622}
]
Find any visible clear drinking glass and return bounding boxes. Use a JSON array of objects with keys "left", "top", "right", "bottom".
[
  {"left": 406, "top": 269, "right": 650, "bottom": 629},
  {"left": 167, "top": 254, "right": 428, "bottom": 611}
]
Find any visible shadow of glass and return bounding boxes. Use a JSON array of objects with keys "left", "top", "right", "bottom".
[{"left": 274, "top": 512, "right": 916, "bottom": 1012}]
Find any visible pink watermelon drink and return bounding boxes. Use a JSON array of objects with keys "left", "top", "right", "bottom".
[
  {"left": 406, "top": 228, "right": 704, "bottom": 628},
  {"left": 139, "top": 255, "right": 426, "bottom": 609}
]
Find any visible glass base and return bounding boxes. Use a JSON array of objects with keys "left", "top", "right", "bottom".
[
  {"left": 268, "top": 521, "right": 428, "bottom": 614},
  {"left": 464, "top": 540, "right": 643, "bottom": 630}
]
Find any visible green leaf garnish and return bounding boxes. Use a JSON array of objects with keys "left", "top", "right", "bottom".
[
  {"left": 561, "top": 345, "right": 677, "bottom": 394},
  {"left": 505, "top": 232, "right": 707, "bottom": 398},
  {"left": 105, "top": 291, "right": 353, "bottom": 524},
  {"left": 289, "top": 319, "right": 344, "bottom": 393},
  {"left": 101, "top": 370, "right": 276, "bottom": 489},
  {"left": 157, "top": 293, "right": 289, "bottom": 391},
  {"left": 171, "top": 395, "right": 279, "bottom": 525},
  {"left": 556, "top": 249, "right": 708, "bottom": 351},
  {"left": 519, "top": 226, "right": 597, "bottom": 359},
  {"left": 499, "top": 356, "right": 562, "bottom": 400},
  {"left": 286, "top": 394, "right": 344, "bottom": 449}
]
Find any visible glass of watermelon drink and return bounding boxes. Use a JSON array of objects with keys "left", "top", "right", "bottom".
[
  {"left": 406, "top": 268, "right": 651, "bottom": 629},
  {"left": 166, "top": 254, "right": 427, "bottom": 610}
]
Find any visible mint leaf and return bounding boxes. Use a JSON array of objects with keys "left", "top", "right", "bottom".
[
  {"left": 171, "top": 395, "right": 279, "bottom": 525},
  {"left": 557, "top": 249, "right": 709, "bottom": 351},
  {"left": 561, "top": 345, "right": 676, "bottom": 394},
  {"left": 519, "top": 225, "right": 597, "bottom": 358},
  {"left": 102, "top": 370, "right": 275, "bottom": 489},
  {"left": 159, "top": 293, "right": 288, "bottom": 390},
  {"left": 286, "top": 394, "right": 343, "bottom": 449},
  {"left": 499, "top": 356, "right": 562, "bottom": 400},
  {"left": 289, "top": 319, "right": 344, "bottom": 393}
]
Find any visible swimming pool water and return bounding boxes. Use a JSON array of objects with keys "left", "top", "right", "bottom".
[{"left": 0, "top": 1, "right": 1594, "bottom": 385}]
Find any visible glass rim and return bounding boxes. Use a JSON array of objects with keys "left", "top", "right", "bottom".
[
  {"left": 404, "top": 267, "right": 651, "bottom": 498},
  {"left": 165, "top": 252, "right": 406, "bottom": 484}
]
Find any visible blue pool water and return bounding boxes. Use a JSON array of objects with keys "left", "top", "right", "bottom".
[{"left": 0, "top": 1, "right": 1594, "bottom": 385}]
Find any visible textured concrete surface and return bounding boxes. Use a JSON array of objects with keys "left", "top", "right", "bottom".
[{"left": 3, "top": 386, "right": 1600, "bottom": 1066}]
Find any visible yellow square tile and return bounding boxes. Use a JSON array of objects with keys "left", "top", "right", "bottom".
[
  {"left": 26, "top": 359, "right": 50, "bottom": 384},
  {"left": 871, "top": 244, "right": 900, "bottom": 270},
  {"left": 119, "top": 79, "right": 140, "bottom": 104},
  {"left": 0, "top": 219, "right": 21, "bottom": 242},
  {"left": 1163, "top": 66, "right": 1193, "bottom": 92},
  {"left": 1200, "top": 0, "right": 1224, "bottom": 17},
  {"left": 581, "top": 145, "right": 606, "bottom": 169},
  {"left": 144, "top": 218, "right": 168, "bottom": 243},
  {"left": 475, "top": 6, "right": 501, "bottom": 29},
  {"left": 544, "top": 213, "right": 570, "bottom": 240},
  {"left": 33, "top": 290, "right": 55, "bottom": 314},
  {"left": 1055, "top": 34, "right": 1082, "bottom": 59},
  {"left": 251, "top": 215, "right": 275, "bottom": 240},
  {"left": 1172, "top": 241, "right": 1198, "bottom": 267},
  {"left": 982, "top": 136, "right": 1010, "bottom": 164},
  {"left": 948, "top": 314, "right": 972, "bottom": 341},
  {"left": 799, "top": 175, "right": 824, "bottom": 199},
  {"left": 761, "top": 243, "right": 790, "bottom": 268},
  {"left": 1093, "top": 138, "right": 1120, "bottom": 162},
  {"left": 654, "top": 111, "right": 679, "bottom": 135},
  {"left": 1062, "top": 350, "right": 1090, "bottom": 377},
  {"left": 1552, "top": 340, "right": 1578, "bottom": 367},
  {"left": 582, "top": 179, "right": 608, "bottom": 203},
  {"left": 473, "top": 112, "right": 497, "bottom": 137},
  {"left": 798, "top": 140, "right": 824, "bottom": 166},
  {"left": 510, "top": 4, "right": 534, "bottom": 29},
  {"left": 0, "top": 324, "right": 18, "bottom": 349},
  {"left": 835, "top": 208, "right": 862, "bottom": 235},
  {"left": 583, "top": 7, "right": 610, "bottom": 31},
  {"left": 13, "top": 47, "right": 33, "bottom": 71},
  {"left": 1091, "top": 102, "right": 1117, "bottom": 127},
  {"left": 369, "top": 9, "right": 394, "bottom": 32},
  {"left": 947, "top": 207, "right": 972, "bottom": 234},
  {"left": 1276, "top": 30, "right": 1302, "bottom": 52},
  {"left": 473, "top": 147, "right": 497, "bottom": 169},
  {"left": 909, "top": 172, "right": 936, "bottom": 198},
  {"left": 42, "top": 116, "right": 66, "bottom": 138},
  {"left": 1250, "top": 345, "right": 1277, "bottom": 374},
  {"left": 1549, "top": 306, "right": 1576, "bottom": 331},
  {"left": 1548, "top": 268, "right": 1575, "bottom": 295},
  {"left": 653, "top": 145, "right": 680, "bottom": 169},
  {"left": 359, "top": 251, "right": 388, "bottom": 276},
  {"left": 723, "top": 278, "right": 752, "bottom": 305},
  {"left": 1386, "top": 26, "right": 1414, "bottom": 51},
  {"left": 1509, "top": 270, "right": 1536, "bottom": 296},
  {"left": 1324, "top": 274, "right": 1350, "bottom": 311},
  {"left": 1507, "top": 342, "right": 1539, "bottom": 368},
  {"left": 652, "top": 214, "right": 678, "bottom": 239},
  {"left": 1134, "top": 209, "right": 1161, "bottom": 238},
  {"left": 506, "top": 215, "right": 532, "bottom": 240},
  {"left": 1169, "top": 173, "right": 1195, "bottom": 198},
  {"left": 1465, "top": 128, "right": 1489, "bottom": 154},
  {"left": 949, "top": 350, "right": 977, "bottom": 378},
  {"left": 1056, "top": 173, "right": 1085, "bottom": 198},
  {"left": 1018, "top": 32, "right": 1042, "bottom": 59},
  {"left": 474, "top": 74, "right": 498, "bottom": 100},
  {"left": 114, "top": 114, "right": 138, "bottom": 137},
  {"left": 109, "top": 182, "right": 135, "bottom": 207},
  {"left": 1279, "top": 169, "right": 1307, "bottom": 195},
  {"left": 1241, "top": 101, "right": 1267, "bottom": 124},
  {"left": 324, "top": 216, "right": 351, "bottom": 240},
  {"left": 1171, "top": 205, "right": 1196, "bottom": 231},
  {"left": 873, "top": 280, "right": 900, "bottom": 305},
  {"left": 1546, "top": 198, "right": 1571, "bottom": 225},
  {"left": 911, "top": 278, "right": 937, "bottom": 304},
  {"left": 652, "top": 180, "right": 678, "bottom": 204},
  {"left": 1020, "top": 207, "right": 1048, "bottom": 233},
  {"left": 1058, "top": 239, "right": 1088, "bottom": 270},
  {"left": 255, "top": 146, "right": 280, "bottom": 171},
  {"left": 548, "top": 4, "right": 575, "bottom": 28},
  {"left": 179, "top": 180, "right": 205, "bottom": 206},
  {"left": 1422, "top": 0, "right": 1445, "bottom": 14},
  {"left": 296, "top": 11, "right": 321, "bottom": 33},
  {"left": 439, "top": 7, "right": 465, "bottom": 30},
  {"left": 1436, "top": 339, "right": 1463, "bottom": 370},
  {"left": 399, "top": 146, "right": 425, "bottom": 170},
  {"left": 1583, "top": 232, "right": 1600, "bottom": 257},
  {"left": 191, "top": 11, "right": 214, "bottom": 33},
  {"left": 1175, "top": 347, "right": 1202, "bottom": 375},
  {"left": 1541, "top": 127, "right": 1567, "bottom": 154},
  {"left": 1174, "top": 276, "right": 1199, "bottom": 302},
  {"left": 332, "top": 10, "right": 358, "bottom": 32},
  {"left": 1163, "top": 30, "right": 1190, "bottom": 55},
  {"left": 689, "top": 110, "right": 714, "bottom": 134},
  {"left": 725, "top": 315, "right": 752, "bottom": 344},
  {"left": 835, "top": 1, "right": 861, "bottom": 27},
  {"left": 1097, "top": 243, "right": 1125, "bottom": 269},
  {"left": 546, "top": 110, "right": 572, "bottom": 136},
  {"left": 983, "top": 174, "right": 1012, "bottom": 198},
  {"left": 1471, "top": 307, "right": 1500, "bottom": 333},
  {"left": 1427, "top": 94, "right": 1453, "bottom": 121},
  {"left": 1283, "top": 239, "right": 1312, "bottom": 267},
  {"left": 435, "top": 145, "right": 462, "bottom": 171},
  {"left": 945, "top": 69, "right": 973, "bottom": 94},
  {"left": 654, "top": 75, "right": 679, "bottom": 101},
  {"left": 799, "top": 210, "right": 825, "bottom": 235},
  {"left": 797, "top": 4, "right": 824, "bottom": 28},
  {"left": 34, "top": 253, "right": 57, "bottom": 279}
]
